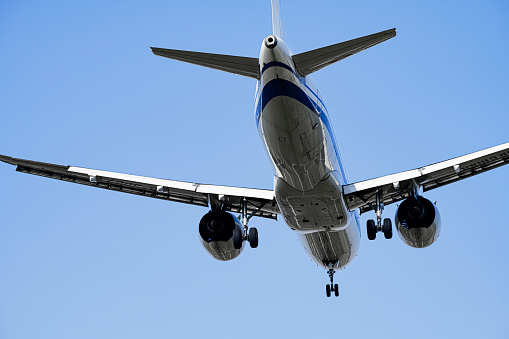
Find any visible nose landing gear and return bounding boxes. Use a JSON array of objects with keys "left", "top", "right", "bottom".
[{"left": 325, "top": 262, "right": 340, "bottom": 298}]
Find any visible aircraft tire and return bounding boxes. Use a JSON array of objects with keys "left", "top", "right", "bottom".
[
  {"left": 248, "top": 227, "right": 258, "bottom": 248},
  {"left": 233, "top": 228, "right": 243, "bottom": 249},
  {"left": 383, "top": 218, "right": 393, "bottom": 239},
  {"left": 334, "top": 284, "right": 339, "bottom": 297},
  {"left": 326, "top": 284, "right": 331, "bottom": 298},
  {"left": 367, "top": 219, "right": 377, "bottom": 240}
]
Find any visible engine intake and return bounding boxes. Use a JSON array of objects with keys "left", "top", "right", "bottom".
[
  {"left": 395, "top": 196, "right": 441, "bottom": 248},
  {"left": 199, "top": 211, "right": 244, "bottom": 261}
]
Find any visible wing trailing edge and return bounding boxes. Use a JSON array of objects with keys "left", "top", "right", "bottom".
[
  {"left": 151, "top": 47, "right": 260, "bottom": 80},
  {"left": 292, "top": 28, "right": 396, "bottom": 77}
]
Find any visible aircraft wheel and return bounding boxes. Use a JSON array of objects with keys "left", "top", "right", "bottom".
[
  {"left": 248, "top": 227, "right": 258, "bottom": 248},
  {"left": 334, "top": 284, "right": 339, "bottom": 297},
  {"left": 383, "top": 218, "right": 393, "bottom": 239},
  {"left": 367, "top": 219, "right": 377, "bottom": 240},
  {"left": 233, "top": 228, "right": 243, "bottom": 249},
  {"left": 326, "top": 284, "right": 331, "bottom": 298}
]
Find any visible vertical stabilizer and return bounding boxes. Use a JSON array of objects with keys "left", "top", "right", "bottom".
[{"left": 271, "top": 0, "right": 284, "bottom": 39}]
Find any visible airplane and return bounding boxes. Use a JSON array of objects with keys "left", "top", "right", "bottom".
[{"left": 1, "top": 0, "right": 508, "bottom": 298}]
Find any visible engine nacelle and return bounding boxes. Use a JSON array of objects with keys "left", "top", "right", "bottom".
[
  {"left": 199, "top": 211, "right": 244, "bottom": 261},
  {"left": 394, "top": 196, "right": 441, "bottom": 248}
]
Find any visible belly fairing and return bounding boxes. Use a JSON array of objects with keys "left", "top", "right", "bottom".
[{"left": 274, "top": 171, "right": 352, "bottom": 232}]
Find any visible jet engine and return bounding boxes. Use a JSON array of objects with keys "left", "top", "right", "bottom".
[
  {"left": 394, "top": 196, "right": 441, "bottom": 248},
  {"left": 199, "top": 211, "right": 244, "bottom": 261}
]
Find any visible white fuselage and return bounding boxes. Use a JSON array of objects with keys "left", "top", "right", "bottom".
[{"left": 255, "top": 36, "right": 361, "bottom": 271}]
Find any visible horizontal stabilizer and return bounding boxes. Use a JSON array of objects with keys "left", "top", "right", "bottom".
[
  {"left": 151, "top": 47, "right": 260, "bottom": 79},
  {"left": 292, "top": 28, "right": 396, "bottom": 77}
]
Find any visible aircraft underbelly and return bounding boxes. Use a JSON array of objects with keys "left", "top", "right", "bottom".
[
  {"left": 260, "top": 95, "right": 350, "bottom": 231},
  {"left": 259, "top": 96, "right": 328, "bottom": 192}
]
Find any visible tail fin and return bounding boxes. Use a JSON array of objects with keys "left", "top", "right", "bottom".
[
  {"left": 292, "top": 28, "right": 396, "bottom": 77},
  {"left": 271, "top": 0, "right": 284, "bottom": 39}
]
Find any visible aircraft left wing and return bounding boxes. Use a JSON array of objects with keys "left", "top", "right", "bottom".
[
  {"left": 0, "top": 155, "right": 279, "bottom": 219},
  {"left": 343, "top": 142, "right": 509, "bottom": 214}
]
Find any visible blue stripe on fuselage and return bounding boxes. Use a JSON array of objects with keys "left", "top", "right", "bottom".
[
  {"left": 261, "top": 61, "right": 296, "bottom": 76},
  {"left": 257, "top": 78, "right": 318, "bottom": 115}
]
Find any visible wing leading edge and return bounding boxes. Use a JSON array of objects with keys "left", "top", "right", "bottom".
[
  {"left": 343, "top": 142, "right": 509, "bottom": 214},
  {"left": 3, "top": 142, "right": 507, "bottom": 219},
  {"left": 0, "top": 155, "right": 279, "bottom": 220}
]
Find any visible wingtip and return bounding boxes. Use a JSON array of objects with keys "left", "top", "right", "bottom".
[{"left": 0, "top": 154, "right": 17, "bottom": 166}]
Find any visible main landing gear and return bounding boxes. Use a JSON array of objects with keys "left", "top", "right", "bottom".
[
  {"left": 233, "top": 197, "right": 259, "bottom": 249},
  {"left": 367, "top": 188, "right": 392, "bottom": 240},
  {"left": 325, "top": 262, "right": 339, "bottom": 298}
]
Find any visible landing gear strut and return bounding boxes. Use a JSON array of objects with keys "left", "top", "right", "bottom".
[
  {"left": 233, "top": 197, "right": 259, "bottom": 249},
  {"left": 367, "top": 187, "right": 392, "bottom": 240},
  {"left": 325, "top": 262, "right": 339, "bottom": 298}
]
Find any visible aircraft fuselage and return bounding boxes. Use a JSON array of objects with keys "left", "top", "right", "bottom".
[{"left": 255, "top": 36, "right": 361, "bottom": 270}]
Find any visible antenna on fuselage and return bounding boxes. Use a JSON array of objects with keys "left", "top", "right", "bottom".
[{"left": 271, "top": 0, "right": 284, "bottom": 39}]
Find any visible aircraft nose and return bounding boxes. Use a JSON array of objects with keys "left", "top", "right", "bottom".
[{"left": 265, "top": 35, "right": 277, "bottom": 49}]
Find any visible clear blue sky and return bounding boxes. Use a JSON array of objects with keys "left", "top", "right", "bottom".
[{"left": 1, "top": 1, "right": 508, "bottom": 338}]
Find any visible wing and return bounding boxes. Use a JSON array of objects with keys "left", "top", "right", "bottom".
[
  {"left": 0, "top": 154, "right": 279, "bottom": 219},
  {"left": 343, "top": 142, "right": 509, "bottom": 214}
]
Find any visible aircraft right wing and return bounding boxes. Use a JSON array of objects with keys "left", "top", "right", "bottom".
[
  {"left": 343, "top": 142, "right": 509, "bottom": 214},
  {"left": 0, "top": 154, "right": 280, "bottom": 220}
]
